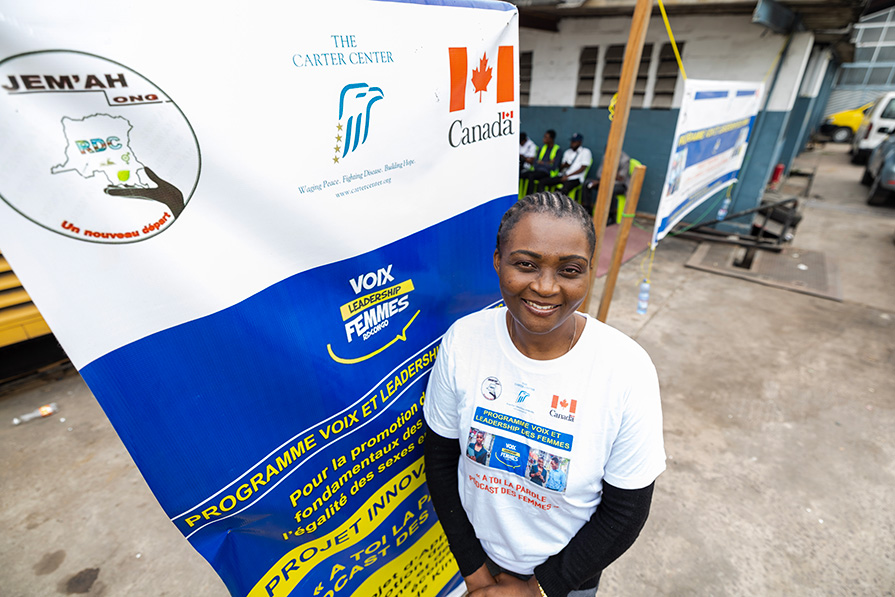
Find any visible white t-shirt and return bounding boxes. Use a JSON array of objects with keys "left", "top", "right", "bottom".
[
  {"left": 424, "top": 308, "right": 665, "bottom": 574},
  {"left": 561, "top": 147, "right": 593, "bottom": 183},
  {"left": 520, "top": 138, "right": 538, "bottom": 171}
]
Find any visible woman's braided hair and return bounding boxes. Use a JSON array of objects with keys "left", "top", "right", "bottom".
[{"left": 496, "top": 192, "right": 596, "bottom": 259}]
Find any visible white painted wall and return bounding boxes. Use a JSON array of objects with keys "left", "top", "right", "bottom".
[
  {"left": 799, "top": 46, "right": 832, "bottom": 99},
  {"left": 521, "top": 14, "right": 814, "bottom": 112}
]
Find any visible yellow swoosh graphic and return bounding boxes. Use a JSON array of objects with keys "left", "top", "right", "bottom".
[{"left": 327, "top": 309, "right": 420, "bottom": 364}]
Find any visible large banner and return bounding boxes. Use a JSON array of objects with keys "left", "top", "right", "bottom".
[
  {"left": 0, "top": 1, "right": 519, "bottom": 595},
  {"left": 651, "top": 79, "right": 764, "bottom": 245}
]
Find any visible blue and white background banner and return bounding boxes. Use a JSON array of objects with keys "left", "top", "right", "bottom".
[
  {"left": 0, "top": 1, "right": 519, "bottom": 595},
  {"left": 652, "top": 78, "right": 764, "bottom": 246}
]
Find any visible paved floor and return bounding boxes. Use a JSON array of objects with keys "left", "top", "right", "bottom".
[{"left": 1, "top": 144, "right": 893, "bottom": 596}]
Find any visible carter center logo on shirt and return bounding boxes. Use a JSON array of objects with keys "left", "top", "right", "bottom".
[{"left": 549, "top": 395, "right": 576, "bottom": 422}]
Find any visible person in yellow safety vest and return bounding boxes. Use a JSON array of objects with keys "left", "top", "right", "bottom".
[
  {"left": 520, "top": 129, "right": 563, "bottom": 192},
  {"left": 535, "top": 133, "right": 593, "bottom": 192}
]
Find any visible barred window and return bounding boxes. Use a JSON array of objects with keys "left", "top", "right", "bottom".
[
  {"left": 520, "top": 51, "right": 533, "bottom": 107},
  {"left": 599, "top": 43, "right": 652, "bottom": 108},
  {"left": 575, "top": 46, "right": 599, "bottom": 107},
  {"left": 652, "top": 42, "right": 684, "bottom": 109}
]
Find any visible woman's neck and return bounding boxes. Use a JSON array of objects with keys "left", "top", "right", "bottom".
[{"left": 507, "top": 312, "right": 582, "bottom": 360}]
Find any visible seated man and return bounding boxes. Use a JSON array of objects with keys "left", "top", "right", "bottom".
[
  {"left": 519, "top": 132, "right": 538, "bottom": 176},
  {"left": 520, "top": 129, "right": 562, "bottom": 191},
  {"left": 582, "top": 149, "right": 631, "bottom": 220},
  {"left": 535, "top": 132, "right": 593, "bottom": 194}
]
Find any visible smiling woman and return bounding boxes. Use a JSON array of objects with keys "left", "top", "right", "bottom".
[{"left": 423, "top": 192, "right": 667, "bottom": 597}]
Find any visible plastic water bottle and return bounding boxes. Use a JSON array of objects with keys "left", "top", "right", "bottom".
[
  {"left": 636, "top": 280, "right": 650, "bottom": 314},
  {"left": 12, "top": 402, "right": 58, "bottom": 425},
  {"left": 717, "top": 197, "right": 731, "bottom": 221}
]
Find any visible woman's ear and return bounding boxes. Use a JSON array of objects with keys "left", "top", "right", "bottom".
[{"left": 493, "top": 248, "right": 501, "bottom": 273}]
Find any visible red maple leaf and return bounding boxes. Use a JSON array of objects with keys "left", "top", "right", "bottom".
[
  {"left": 471, "top": 52, "right": 492, "bottom": 103},
  {"left": 559, "top": 399, "right": 568, "bottom": 409}
]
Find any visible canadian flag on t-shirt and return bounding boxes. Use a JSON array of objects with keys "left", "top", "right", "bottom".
[
  {"left": 448, "top": 46, "right": 514, "bottom": 112},
  {"left": 551, "top": 395, "right": 577, "bottom": 413}
]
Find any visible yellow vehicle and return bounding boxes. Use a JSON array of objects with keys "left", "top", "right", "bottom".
[
  {"left": 1, "top": 248, "right": 67, "bottom": 383},
  {"left": 821, "top": 102, "right": 873, "bottom": 143}
]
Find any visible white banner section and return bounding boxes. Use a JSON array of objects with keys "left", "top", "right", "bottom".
[{"left": 651, "top": 79, "right": 764, "bottom": 246}]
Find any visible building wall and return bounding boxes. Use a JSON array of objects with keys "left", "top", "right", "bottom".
[
  {"left": 780, "top": 47, "right": 832, "bottom": 168},
  {"left": 520, "top": 14, "right": 814, "bottom": 230}
]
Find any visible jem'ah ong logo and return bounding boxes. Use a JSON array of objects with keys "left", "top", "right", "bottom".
[
  {"left": 447, "top": 46, "right": 515, "bottom": 147},
  {"left": 332, "top": 82, "right": 384, "bottom": 164}
]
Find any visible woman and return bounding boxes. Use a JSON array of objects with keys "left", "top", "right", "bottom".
[{"left": 423, "top": 192, "right": 666, "bottom": 597}]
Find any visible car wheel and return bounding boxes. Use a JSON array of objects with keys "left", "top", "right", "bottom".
[
  {"left": 831, "top": 127, "right": 852, "bottom": 143},
  {"left": 861, "top": 168, "right": 874, "bottom": 185},
  {"left": 868, "top": 175, "right": 892, "bottom": 206}
]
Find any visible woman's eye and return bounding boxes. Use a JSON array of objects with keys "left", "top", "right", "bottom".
[
  {"left": 561, "top": 266, "right": 583, "bottom": 276},
  {"left": 515, "top": 261, "right": 535, "bottom": 269}
]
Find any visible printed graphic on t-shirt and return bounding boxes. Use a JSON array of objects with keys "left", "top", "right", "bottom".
[
  {"left": 531, "top": 449, "right": 570, "bottom": 492},
  {"left": 488, "top": 435, "right": 529, "bottom": 476},
  {"left": 465, "top": 426, "right": 571, "bottom": 494},
  {"left": 548, "top": 394, "right": 577, "bottom": 422},
  {"left": 473, "top": 406, "right": 573, "bottom": 451},
  {"left": 481, "top": 376, "right": 501, "bottom": 401},
  {"left": 508, "top": 381, "right": 536, "bottom": 415},
  {"left": 465, "top": 427, "right": 493, "bottom": 465}
]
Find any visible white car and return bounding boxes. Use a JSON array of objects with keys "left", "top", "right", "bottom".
[{"left": 851, "top": 92, "right": 895, "bottom": 164}]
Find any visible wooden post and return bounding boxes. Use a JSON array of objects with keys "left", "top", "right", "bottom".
[
  {"left": 581, "top": 0, "right": 651, "bottom": 313},
  {"left": 597, "top": 164, "right": 646, "bottom": 322}
]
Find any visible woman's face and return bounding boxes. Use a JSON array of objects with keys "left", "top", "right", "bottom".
[{"left": 494, "top": 212, "right": 592, "bottom": 339}]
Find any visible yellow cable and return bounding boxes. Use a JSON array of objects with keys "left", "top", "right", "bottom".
[
  {"left": 763, "top": 34, "right": 791, "bottom": 83},
  {"left": 640, "top": 246, "right": 657, "bottom": 283},
  {"left": 657, "top": 0, "right": 687, "bottom": 80},
  {"left": 645, "top": 247, "right": 656, "bottom": 283}
]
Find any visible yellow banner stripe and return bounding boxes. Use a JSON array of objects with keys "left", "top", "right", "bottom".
[
  {"left": 352, "top": 523, "right": 460, "bottom": 597},
  {"left": 248, "top": 456, "right": 426, "bottom": 597},
  {"left": 339, "top": 280, "right": 415, "bottom": 321}
]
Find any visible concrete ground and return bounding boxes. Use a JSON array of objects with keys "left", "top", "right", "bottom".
[{"left": 1, "top": 144, "right": 893, "bottom": 596}]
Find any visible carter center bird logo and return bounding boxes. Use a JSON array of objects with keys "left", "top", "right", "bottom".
[{"left": 332, "top": 82, "right": 384, "bottom": 164}]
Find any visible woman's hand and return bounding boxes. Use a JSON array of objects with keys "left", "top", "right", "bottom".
[
  {"left": 464, "top": 564, "right": 497, "bottom": 593},
  {"left": 468, "top": 573, "right": 541, "bottom": 596}
]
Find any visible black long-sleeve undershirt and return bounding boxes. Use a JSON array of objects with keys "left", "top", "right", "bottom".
[{"left": 423, "top": 421, "right": 655, "bottom": 597}]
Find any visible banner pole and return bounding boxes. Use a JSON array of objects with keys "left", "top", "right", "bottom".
[
  {"left": 597, "top": 164, "right": 646, "bottom": 322},
  {"left": 582, "top": 0, "right": 651, "bottom": 313}
]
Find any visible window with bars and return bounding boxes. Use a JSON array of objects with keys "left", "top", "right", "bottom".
[
  {"left": 599, "top": 43, "right": 651, "bottom": 108},
  {"left": 520, "top": 51, "right": 533, "bottom": 107},
  {"left": 575, "top": 46, "right": 599, "bottom": 107},
  {"left": 596, "top": 42, "right": 683, "bottom": 109},
  {"left": 652, "top": 42, "right": 684, "bottom": 108}
]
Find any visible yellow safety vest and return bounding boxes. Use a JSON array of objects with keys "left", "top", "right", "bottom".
[{"left": 538, "top": 144, "right": 560, "bottom": 176}]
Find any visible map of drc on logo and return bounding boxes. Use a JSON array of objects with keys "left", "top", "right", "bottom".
[{"left": 0, "top": 50, "right": 200, "bottom": 243}]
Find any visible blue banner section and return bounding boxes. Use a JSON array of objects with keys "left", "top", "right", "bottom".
[
  {"left": 656, "top": 170, "right": 738, "bottom": 235},
  {"left": 473, "top": 407, "right": 573, "bottom": 452},
  {"left": 80, "top": 195, "right": 516, "bottom": 595},
  {"left": 679, "top": 116, "right": 756, "bottom": 167},
  {"left": 694, "top": 90, "right": 728, "bottom": 100}
]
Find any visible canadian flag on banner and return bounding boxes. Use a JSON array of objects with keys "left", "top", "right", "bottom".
[{"left": 448, "top": 46, "right": 514, "bottom": 112}]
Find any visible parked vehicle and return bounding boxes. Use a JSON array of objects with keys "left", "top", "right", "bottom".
[
  {"left": 861, "top": 133, "right": 895, "bottom": 206},
  {"left": 851, "top": 92, "right": 895, "bottom": 164},
  {"left": 821, "top": 102, "right": 872, "bottom": 143}
]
